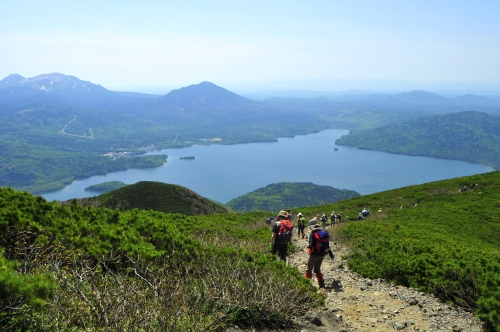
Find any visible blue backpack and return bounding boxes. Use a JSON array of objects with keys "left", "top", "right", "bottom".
[{"left": 313, "top": 229, "right": 331, "bottom": 255}]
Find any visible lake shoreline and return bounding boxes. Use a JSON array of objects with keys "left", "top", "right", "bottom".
[
  {"left": 34, "top": 130, "right": 336, "bottom": 196},
  {"left": 40, "top": 129, "right": 492, "bottom": 203}
]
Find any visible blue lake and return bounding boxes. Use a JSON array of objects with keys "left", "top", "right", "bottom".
[{"left": 41, "top": 129, "right": 492, "bottom": 203}]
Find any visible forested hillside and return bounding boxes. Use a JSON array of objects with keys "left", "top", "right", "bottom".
[
  {"left": 226, "top": 182, "right": 360, "bottom": 212},
  {"left": 0, "top": 82, "right": 328, "bottom": 193},
  {"left": 84, "top": 181, "right": 127, "bottom": 193},
  {"left": 74, "top": 181, "right": 233, "bottom": 215},
  {"left": 335, "top": 111, "right": 500, "bottom": 169}
]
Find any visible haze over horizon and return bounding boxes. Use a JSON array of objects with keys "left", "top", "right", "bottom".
[{"left": 1, "top": 0, "right": 499, "bottom": 95}]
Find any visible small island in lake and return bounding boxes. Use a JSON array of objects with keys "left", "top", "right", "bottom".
[
  {"left": 180, "top": 156, "right": 195, "bottom": 160},
  {"left": 85, "top": 181, "right": 128, "bottom": 193}
]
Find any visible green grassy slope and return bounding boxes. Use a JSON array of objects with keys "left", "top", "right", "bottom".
[
  {"left": 226, "top": 182, "right": 360, "bottom": 212},
  {"left": 74, "top": 181, "right": 233, "bottom": 215},
  {"left": 0, "top": 187, "right": 322, "bottom": 330},
  {"left": 335, "top": 111, "right": 500, "bottom": 169},
  {"left": 296, "top": 170, "right": 500, "bottom": 330},
  {"left": 4, "top": 170, "right": 500, "bottom": 329}
]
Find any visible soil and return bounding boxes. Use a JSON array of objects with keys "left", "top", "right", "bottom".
[
  {"left": 284, "top": 225, "right": 485, "bottom": 332},
  {"left": 225, "top": 223, "right": 485, "bottom": 332}
]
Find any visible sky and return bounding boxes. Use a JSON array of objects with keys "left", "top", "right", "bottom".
[{"left": 1, "top": 0, "right": 499, "bottom": 94}]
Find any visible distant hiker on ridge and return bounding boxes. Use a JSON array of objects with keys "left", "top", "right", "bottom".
[
  {"left": 297, "top": 212, "right": 306, "bottom": 239},
  {"left": 320, "top": 213, "right": 327, "bottom": 229},
  {"left": 336, "top": 212, "right": 343, "bottom": 224},
  {"left": 330, "top": 211, "right": 337, "bottom": 228}
]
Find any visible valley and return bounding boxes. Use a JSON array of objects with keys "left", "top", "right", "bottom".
[{"left": 2, "top": 73, "right": 500, "bottom": 196}]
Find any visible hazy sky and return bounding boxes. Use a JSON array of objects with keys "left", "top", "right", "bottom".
[{"left": 1, "top": 1, "right": 499, "bottom": 93}]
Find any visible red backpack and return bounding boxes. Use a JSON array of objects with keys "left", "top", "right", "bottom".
[{"left": 277, "top": 220, "right": 293, "bottom": 242}]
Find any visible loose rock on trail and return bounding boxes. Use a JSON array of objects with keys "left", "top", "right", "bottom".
[
  {"left": 224, "top": 224, "right": 484, "bottom": 332},
  {"left": 284, "top": 226, "right": 484, "bottom": 332}
]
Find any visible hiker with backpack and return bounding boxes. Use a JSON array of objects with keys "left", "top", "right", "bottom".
[
  {"left": 336, "top": 212, "right": 343, "bottom": 224},
  {"left": 329, "top": 211, "right": 337, "bottom": 228},
  {"left": 297, "top": 212, "right": 306, "bottom": 239},
  {"left": 270, "top": 210, "right": 293, "bottom": 263},
  {"left": 305, "top": 220, "right": 334, "bottom": 288},
  {"left": 320, "top": 213, "right": 327, "bottom": 229}
]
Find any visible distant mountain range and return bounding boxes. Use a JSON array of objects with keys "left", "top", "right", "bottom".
[
  {"left": 264, "top": 90, "right": 500, "bottom": 113},
  {"left": 0, "top": 73, "right": 159, "bottom": 108},
  {"left": 1, "top": 73, "right": 500, "bottom": 113}
]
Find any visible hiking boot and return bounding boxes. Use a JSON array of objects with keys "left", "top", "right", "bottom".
[{"left": 316, "top": 273, "right": 325, "bottom": 288}]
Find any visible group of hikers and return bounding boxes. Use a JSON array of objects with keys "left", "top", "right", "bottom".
[
  {"left": 460, "top": 183, "right": 478, "bottom": 192},
  {"left": 269, "top": 210, "right": 334, "bottom": 288},
  {"left": 356, "top": 207, "right": 371, "bottom": 220}
]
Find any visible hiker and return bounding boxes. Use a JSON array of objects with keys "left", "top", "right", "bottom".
[
  {"left": 305, "top": 220, "right": 334, "bottom": 288},
  {"left": 320, "top": 213, "right": 327, "bottom": 229},
  {"left": 265, "top": 216, "right": 275, "bottom": 224},
  {"left": 270, "top": 210, "right": 293, "bottom": 263},
  {"left": 357, "top": 213, "right": 364, "bottom": 220},
  {"left": 297, "top": 212, "right": 306, "bottom": 239},
  {"left": 329, "top": 211, "right": 337, "bottom": 228},
  {"left": 361, "top": 207, "right": 370, "bottom": 217},
  {"left": 287, "top": 210, "right": 294, "bottom": 222},
  {"left": 336, "top": 212, "right": 343, "bottom": 224}
]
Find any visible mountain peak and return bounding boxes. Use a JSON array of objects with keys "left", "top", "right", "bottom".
[
  {"left": 393, "top": 90, "right": 451, "bottom": 105},
  {"left": 0, "top": 74, "right": 26, "bottom": 88},
  {"left": 153, "top": 81, "right": 256, "bottom": 110},
  {"left": 0, "top": 72, "right": 108, "bottom": 95}
]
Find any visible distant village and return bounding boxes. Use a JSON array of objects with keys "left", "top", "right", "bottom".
[
  {"left": 197, "top": 138, "right": 222, "bottom": 142},
  {"left": 103, "top": 144, "right": 161, "bottom": 159}
]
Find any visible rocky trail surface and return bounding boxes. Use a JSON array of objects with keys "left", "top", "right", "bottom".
[{"left": 227, "top": 226, "right": 485, "bottom": 332}]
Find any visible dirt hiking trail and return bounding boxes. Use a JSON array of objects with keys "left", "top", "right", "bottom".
[{"left": 285, "top": 225, "right": 484, "bottom": 331}]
